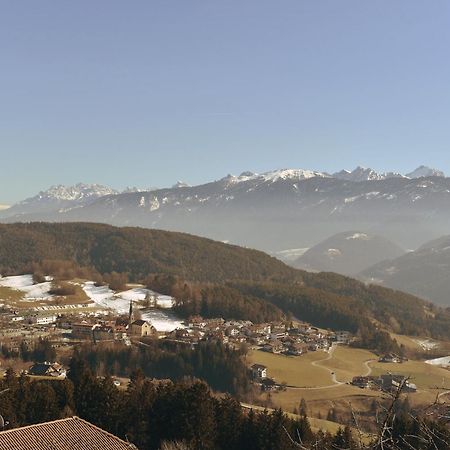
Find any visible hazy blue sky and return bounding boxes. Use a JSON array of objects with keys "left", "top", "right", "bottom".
[{"left": 1, "top": 1, "right": 450, "bottom": 203}]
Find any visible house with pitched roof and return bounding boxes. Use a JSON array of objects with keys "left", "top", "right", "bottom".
[{"left": 130, "top": 319, "right": 156, "bottom": 337}]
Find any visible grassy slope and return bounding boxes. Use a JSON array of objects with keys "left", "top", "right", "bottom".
[
  {"left": 247, "top": 345, "right": 450, "bottom": 423},
  {"left": 320, "top": 346, "right": 376, "bottom": 383},
  {"left": 248, "top": 350, "right": 333, "bottom": 387}
]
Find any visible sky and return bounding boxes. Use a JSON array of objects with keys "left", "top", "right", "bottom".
[{"left": 1, "top": 1, "right": 450, "bottom": 204}]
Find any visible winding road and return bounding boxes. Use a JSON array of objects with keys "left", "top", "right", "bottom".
[{"left": 288, "top": 344, "right": 376, "bottom": 390}]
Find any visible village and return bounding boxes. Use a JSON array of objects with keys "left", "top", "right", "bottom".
[
  {"left": 0, "top": 297, "right": 415, "bottom": 397},
  {"left": 0, "top": 302, "right": 349, "bottom": 356},
  {"left": 0, "top": 288, "right": 358, "bottom": 379}
]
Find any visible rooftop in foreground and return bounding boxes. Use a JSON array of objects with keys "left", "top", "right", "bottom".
[{"left": 0, "top": 416, "right": 137, "bottom": 450}]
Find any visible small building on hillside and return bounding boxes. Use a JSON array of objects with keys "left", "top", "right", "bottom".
[
  {"left": 352, "top": 376, "right": 371, "bottom": 389},
  {"left": 130, "top": 319, "right": 156, "bottom": 337},
  {"left": 263, "top": 340, "right": 284, "bottom": 354},
  {"left": 251, "top": 364, "right": 268, "bottom": 380},
  {"left": 381, "top": 374, "right": 417, "bottom": 393},
  {"left": 93, "top": 324, "right": 115, "bottom": 341},
  {"left": 334, "top": 330, "right": 352, "bottom": 344},
  {"left": 27, "top": 313, "right": 57, "bottom": 326},
  {"left": 287, "top": 342, "right": 308, "bottom": 356},
  {"left": 72, "top": 322, "right": 94, "bottom": 340},
  {"left": 379, "top": 353, "right": 402, "bottom": 364},
  {"left": 28, "top": 362, "right": 66, "bottom": 378}
]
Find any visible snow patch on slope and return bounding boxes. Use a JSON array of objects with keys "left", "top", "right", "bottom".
[
  {"left": 346, "top": 233, "right": 370, "bottom": 240},
  {"left": 82, "top": 282, "right": 183, "bottom": 331},
  {"left": 0, "top": 275, "right": 53, "bottom": 300}
]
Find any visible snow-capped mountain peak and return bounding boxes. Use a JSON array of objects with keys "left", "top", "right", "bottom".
[
  {"left": 224, "top": 168, "right": 329, "bottom": 184},
  {"left": 23, "top": 183, "right": 118, "bottom": 204},
  {"left": 172, "top": 181, "right": 191, "bottom": 188},
  {"left": 3, "top": 183, "right": 119, "bottom": 217},
  {"left": 406, "top": 166, "right": 445, "bottom": 179},
  {"left": 332, "top": 167, "right": 404, "bottom": 182}
]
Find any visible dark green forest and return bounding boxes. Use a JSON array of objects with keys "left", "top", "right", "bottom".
[
  {"left": 1, "top": 360, "right": 448, "bottom": 450},
  {"left": 75, "top": 340, "right": 252, "bottom": 397}
]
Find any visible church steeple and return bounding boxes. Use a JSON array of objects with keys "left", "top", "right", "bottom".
[{"left": 128, "top": 300, "right": 133, "bottom": 326}]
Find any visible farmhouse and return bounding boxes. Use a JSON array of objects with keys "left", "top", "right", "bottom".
[
  {"left": 381, "top": 374, "right": 417, "bottom": 393},
  {"left": 28, "top": 362, "right": 66, "bottom": 378},
  {"left": 351, "top": 376, "right": 371, "bottom": 389},
  {"left": 379, "top": 353, "right": 402, "bottom": 363},
  {"left": 251, "top": 363, "right": 268, "bottom": 380}
]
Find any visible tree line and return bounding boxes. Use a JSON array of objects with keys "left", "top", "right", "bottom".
[{"left": 0, "top": 359, "right": 449, "bottom": 449}]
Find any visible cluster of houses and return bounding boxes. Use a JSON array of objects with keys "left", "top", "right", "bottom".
[
  {"left": 163, "top": 316, "right": 352, "bottom": 353},
  {"left": 0, "top": 304, "right": 355, "bottom": 389},
  {"left": 61, "top": 314, "right": 352, "bottom": 352},
  {"left": 0, "top": 305, "right": 157, "bottom": 353},
  {"left": 351, "top": 373, "right": 417, "bottom": 393},
  {"left": 351, "top": 353, "right": 414, "bottom": 392},
  {"left": 0, "top": 302, "right": 355, "bottom": 357}
]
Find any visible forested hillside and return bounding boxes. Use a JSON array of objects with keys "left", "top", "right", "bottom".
[
  {"left": 1, "top": 222, "right": 450, "bottom": 342},
  {"left": 0, "top": 222, "right": 296, "bottom": 282}
]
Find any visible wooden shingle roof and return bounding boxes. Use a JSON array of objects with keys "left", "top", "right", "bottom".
[{"left": 0, "top": 417, "right": 137, "bottom": 450}]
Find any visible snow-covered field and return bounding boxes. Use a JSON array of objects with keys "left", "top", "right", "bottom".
[
  {"left": 0, "top": 274, "right": 53, "bottom": 300},
  {"left": 140, "top": 309, "right": 185, "bottom": 332},
  {"left": 0, "top": 274, "right": 184, "bottom": 331},
  {"left": 82, "top": 282, "right": 183, "bottom": 332},
  {"left": 425, "top": 356, "right": 450, "bottom": 367}
]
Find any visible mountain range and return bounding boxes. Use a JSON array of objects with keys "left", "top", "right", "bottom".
[{"left": 1, "top": 165, "right": 449, "bottom": 252}]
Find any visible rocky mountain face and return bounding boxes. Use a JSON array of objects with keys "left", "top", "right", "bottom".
[
  {"left": 406, "top": 165, "right": 445, "bottom": 179},
  {"left": 293, "top": 231, "right": 405, "bottom": 275},
  {"left": 332, "top": 167, "right": 404, "bottom": 182},
  {"left": 359, "top": 236, "right": 450, "bottom": 306},
  {"left": 1, "top": 166, "right": 448, "bottom": 252},
  {"left": 1, "top": 183, "right": 119, "bottom": 217}
]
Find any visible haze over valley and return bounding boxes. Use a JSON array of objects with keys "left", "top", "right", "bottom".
[{"left": 2, "top": 165, "right": 448, "bottom": 252}]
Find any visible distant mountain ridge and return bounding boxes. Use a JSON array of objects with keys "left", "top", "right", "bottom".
[
  {"left": 1, "top": 166, "right": 448, "bottom": 251},
  {"left": 1, "top": 183, "right": 118, "bottom": 217},
  {"left": 360, "top": 235, "right": 450, "bottom": 306},
  {"left": 293, "top": 231, "right": 405, "bottom": 275},
  {"left": 332, "top": 167, "right": 404, "bottom": 182}
]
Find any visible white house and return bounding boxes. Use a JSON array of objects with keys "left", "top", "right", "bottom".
[{"left": 251, "top": 363, "right": 268, "bottom": 380}]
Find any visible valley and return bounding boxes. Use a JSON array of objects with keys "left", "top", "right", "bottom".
[{"left": 1, "top": 222, "right": 450, "bottom": 446}]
